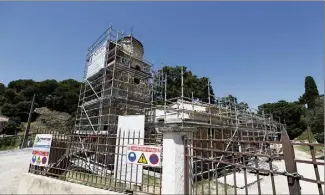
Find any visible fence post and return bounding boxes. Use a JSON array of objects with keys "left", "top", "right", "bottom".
[
  {"left": 281, "top": 129, "right": 301, "bottom": 195},
  {"left": 160, "top": 126, "right": 196, "bottom": 195}
]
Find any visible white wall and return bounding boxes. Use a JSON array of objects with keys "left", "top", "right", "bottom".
[{"left": 114, "top": 115, "right": 145, "bottom": 185}]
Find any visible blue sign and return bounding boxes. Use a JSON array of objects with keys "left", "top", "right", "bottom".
[
  {"left": 128, "top": 152, "right": 137, "bottom": 162},
  {"left": 149, "top": 154, "right": 159, "bottom": 165}
]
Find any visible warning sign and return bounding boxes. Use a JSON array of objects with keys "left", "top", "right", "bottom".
[
  {"left": 126, "top": 145, "right": 161, "bottom": 167},
  {"left": 30, "top": 134, "right": 52, "bottom": 167},
  {"left": 137, "top": 153, "right": 148, "bottom": 164}
]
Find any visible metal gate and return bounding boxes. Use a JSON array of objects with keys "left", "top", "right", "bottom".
[
  {"left": 28, "top": 128, "right": 163, "bottom": 195},
  {"left": 184, "top": 129, "right": 324, "bottom": 195}
]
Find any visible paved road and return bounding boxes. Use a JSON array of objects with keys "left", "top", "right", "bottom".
[{"left": 0, "top": 148, "right": 32, "bottom": 194}]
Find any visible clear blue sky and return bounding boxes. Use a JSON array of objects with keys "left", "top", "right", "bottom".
[{"left": 0, "top": 2, "right": 323, "bottom": 108}]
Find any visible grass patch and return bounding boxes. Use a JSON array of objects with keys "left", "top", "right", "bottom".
[
  {"left": 0, "top": 136, "right": 22, "bottom": 151},
  {"left": 0, "top": 145, "right": 19, "bottom": 151},
  {"left": 296, "top": 130, "right": 317, "bottom": 143},
  {"left": 64, "top": 170, "right": 161, "bottom": 194},
  {"left": 295, "top": 145, "right": 324, "bottom": 156},
  {"left": 194, "top": 179, "right": 233, "bottom": 195}
]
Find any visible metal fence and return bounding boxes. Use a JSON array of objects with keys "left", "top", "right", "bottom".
[
  {"left": 184, "top": 130, "right": 325, "bottom": 195},
  {"left": 28, "top": 129, "right": 162, "bottom": 195}
]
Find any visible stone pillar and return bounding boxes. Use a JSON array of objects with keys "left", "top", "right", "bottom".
[{"left": 160, "top": 126, "right": 196, "bottom": 195}]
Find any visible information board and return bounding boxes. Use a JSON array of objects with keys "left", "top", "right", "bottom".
[{"left": 30, "top": 134, "right": 52, "bottom": 167}]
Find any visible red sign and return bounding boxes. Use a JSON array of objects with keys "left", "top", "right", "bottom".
[
  {"left": 128, "top": 145, "right": 161, "bottom": 153},
  {"left": 32, "top": 150, "right": 49, "bottom": 156}
]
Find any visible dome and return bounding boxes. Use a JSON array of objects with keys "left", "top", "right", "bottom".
[{"left": 118, "top": 35, "right": 144, "bottom": 60}]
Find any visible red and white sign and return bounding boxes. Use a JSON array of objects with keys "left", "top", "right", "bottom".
[{"left": 126, "top": 145, "right": 161, "bottom": 167}]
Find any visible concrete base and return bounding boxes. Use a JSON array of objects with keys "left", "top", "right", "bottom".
[{"left": 18, "top": 173, "right": 125, "bottom": 194}]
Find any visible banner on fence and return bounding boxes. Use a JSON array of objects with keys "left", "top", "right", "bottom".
[
  {"left": 30, "top": 134, "right": 52, "bottom": 167},
  {"left": 126, "top": 144, "right": 161, "bottom": 167}
]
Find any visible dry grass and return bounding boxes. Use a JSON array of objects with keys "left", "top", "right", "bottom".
[
  {"left": 64, "top": 170, "right": 161, "bottom": 194},
  {"left": 295, "top": 144, "right": 324, "bottom": 156},
  {"left": 193, "top": 179, "right": 233, "bottom": 195}
]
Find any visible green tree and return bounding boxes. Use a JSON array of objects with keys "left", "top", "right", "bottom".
[
  {"left": 3, "top": 117, "right": 22, "bottom": 135},
  {"left": 0, "top": 83, "right": 6, "bottom": 95},
  {"left": 4, "top": 88, "right": 17, "bottom": 103},
  {"left": 43, "top": 79, "right": 81, "bottom": 114},
  {"left": 156, "top": 66, "right": 215, "bottom": 104},
  {"left": 35, "top": 79, "right": 59, "bottom": 107},
  {"left": 1, "top": 103, "right": 17, "bottom": 117},
  {"left": 15, "top": 101, "right": 38, "bottom": 122},
  {"left": 299, "top": 76, "right": 319, "bottom": 109},
  {"left": 238, "top": 102, "right": 249, "bottom": 112},
  {"left": 21, "top": 86, "right": 39, "bottom": 101},
  {"left": 258, "top": 100, "right": 306, "bottom": 139},
  {"left": 218, "top": 95, "right": 238, "bottom": 109},
  {"left": 302, "top": 97, "right": 324, "bottom": 143},
  {"left": 13, "top": 94, "right": 26, "bottom": 104},
  {"left": 0, "top": 96, "right": 6, "bottom": 106},
  {"left": 8, "top": 79, "right": 35, "bottom": 93}
]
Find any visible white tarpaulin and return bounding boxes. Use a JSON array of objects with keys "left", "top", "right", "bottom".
[{"left": 86, "top": 41, "right": 107, "bottom": 78}]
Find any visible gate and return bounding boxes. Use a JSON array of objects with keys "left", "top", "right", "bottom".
[
  {"left": 184, "top": 129, "right": 324, "bottom": 195},
  {"left": 28, "top": 128, "right": 163, "bottom": 195}
]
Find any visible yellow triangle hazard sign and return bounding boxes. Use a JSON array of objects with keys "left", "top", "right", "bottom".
[
  {"left": 37, "top": 156, "right": 41, "bottom": 164},
  {"left": 138, "top": 153, "right": 148, "bottom": 164}
]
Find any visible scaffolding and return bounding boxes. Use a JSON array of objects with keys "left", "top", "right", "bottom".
[
  {"left": 148, "top": 66, "right": 284, "bottom": 177},
  {"left": 75, "top": 26, "right": 154, "bottom": 135},
  {"left": 53, "top": 25, "right": 284, "bottom": 181}
]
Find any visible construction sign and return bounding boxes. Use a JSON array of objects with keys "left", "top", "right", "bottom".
[
  {"left": 126, "top": 145, "right": 161, "bottom": 167},
  {"left": 30, "top": 134, "right": 52, "bottom": 167}
]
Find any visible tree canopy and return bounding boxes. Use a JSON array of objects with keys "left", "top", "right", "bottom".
[
  {"left": 0, "top": 79, "right": 81, "bottom": 123},
  {"left": 258, "top": 100, "right": 307, "bottom": 140},
  {"left": 156, "top": 66, "right": 215, "bottom": 104},
  {"left": 299, "top": 76, "right": 319, "bottom": 109}
]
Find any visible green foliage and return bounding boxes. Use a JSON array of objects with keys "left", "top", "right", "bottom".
[
  {"left": 0, "top": 96, "right": 6, "bottom": 106},
  {"left": 301, "top": 98, "right": 324, "bottom": 143},
  {"left": 156, "top": 66, "right": 215, "bottom": 104},
  {"left": 4, "top": 88, "right": 17, "bottom": 103},
  {"left": 0, "top": 135, "right": 23, "bottom": 150},
  {"left": 8, "top": 79, "right": 35, "bottom": 93},
  {"left": 0, "top": 83, "right": 5, "bottom": 95},
  {"left": 218, "top": 95, "right": 238, "bottom": 108},
  {"left": 3, "top": 117, "right": 22, "bottom": 135},
  {"left": 44, "top": 79, "right": 81, "bottom": 113},
  {"left": 238, "top": 102, "right": 249, "bottom": 112},
  {"left": 0, "top": 78, "right": 81, "bottom": 126},
  {"left": 258, "top": 100, "right": 306, "bottom": 139},
  {"left": 300, "top": 76, "right": 319, "bottom": 109},
  {"left": 13, "top": 94, "right": 26, "bottom": 104},
  {"left": 1, "top": 103, "right": 17, "bottom": 117}
]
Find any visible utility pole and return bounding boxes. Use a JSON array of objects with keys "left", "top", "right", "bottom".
[{"left": 21, "top": 94, "right": 36, "bottom": 148}]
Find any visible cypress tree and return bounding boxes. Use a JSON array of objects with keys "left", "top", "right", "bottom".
[{"left": 303, "top": 76, "right": 319, "bottom": 109}]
